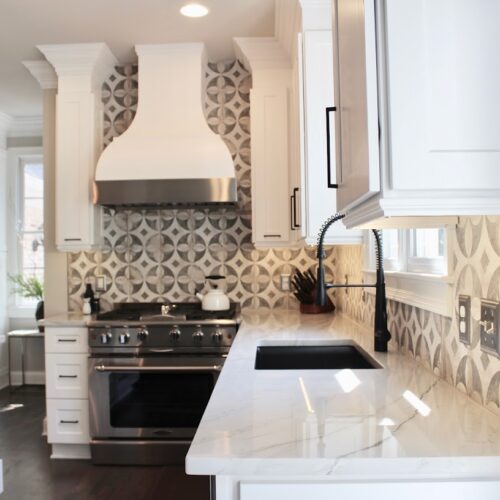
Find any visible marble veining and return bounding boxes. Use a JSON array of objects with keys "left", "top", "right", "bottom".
[{"left": 186, "top": 309, "right": 500, "bottom": 477}]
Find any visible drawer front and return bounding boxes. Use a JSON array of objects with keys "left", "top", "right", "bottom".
[
  {"left": 45, "top": 327, "right": 88, "bottom": 354},
  {"left": 45, "top": 353, "right": 88, "bottom": 399},
  {"left": 47, "top": 398, "right": 90, "bottom": 444}
]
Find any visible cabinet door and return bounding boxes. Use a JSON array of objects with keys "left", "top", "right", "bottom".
[
  {"left": 301, "top": 31, "right": 362, "bottom": 244},
  {"left": 45, "top": 327, "right": 88, "bottom": 354},
  {"left": 384, "top": 0, "right": 500, "bottom": 192},
  {"left": 46, "top": 398, "right": 90, "bottom": 444},
  {"left": 332, "top": 0, "right": 380, "bottom": 211},
  {"left": 45, "top": 353, "right": 88, "bottom": 399},
  {"left": 251, "top": 87, "right": 291, "bottom": 246},
  {"left": 55, "top": 91, "right": 102, "bottom": 251}
]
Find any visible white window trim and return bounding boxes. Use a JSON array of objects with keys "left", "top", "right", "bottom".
[
  {"left": 6, "top": 146, "right": 43, "bottom": 318},
  {"left": 362, "top": 226, "right": 455, "bottom": 318}
]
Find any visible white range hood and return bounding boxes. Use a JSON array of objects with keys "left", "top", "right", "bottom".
[{"left": 94, "top": 43, "right": 237, "bottom": 206}]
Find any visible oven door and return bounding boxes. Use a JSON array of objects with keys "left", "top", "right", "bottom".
[{"left": 88, "top": 355, "right": 222, "bottom": 440}]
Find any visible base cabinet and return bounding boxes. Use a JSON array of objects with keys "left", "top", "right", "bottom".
[
  {"left": 238, "top": 480, "right": 500, "bottom": 500},
  {"left": 45, "top": 326, "right": 90, "bottom": 457}
]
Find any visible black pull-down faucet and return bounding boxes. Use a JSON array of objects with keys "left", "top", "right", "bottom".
[{"left": 315, "top": 213, "right": 392, "bottom": 352}]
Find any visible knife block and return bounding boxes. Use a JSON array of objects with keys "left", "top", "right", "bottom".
[{"left": 299, "top": 296, "right": 335, "bottom": 314}]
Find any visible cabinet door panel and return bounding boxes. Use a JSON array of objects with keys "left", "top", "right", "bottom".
[
  {"left": 333, "top": 0, "right": 380, "bottom": 211},
  {"left": 251, "top": 87, "right": 290, "bottom": 245},
  {"left": 302, "top": 31, "right": 362, "bottom": 244},
  {"left": 386, "top": 0, "right": 500, "bottom": 191}
]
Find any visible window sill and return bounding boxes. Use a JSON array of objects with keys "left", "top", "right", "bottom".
[{"left": 362, "top": 269, "right": 453, "bottom": 318}]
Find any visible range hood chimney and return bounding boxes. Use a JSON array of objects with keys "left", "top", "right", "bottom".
[{"left": 95, "top": 43, "right": 237, "bottom": 207}]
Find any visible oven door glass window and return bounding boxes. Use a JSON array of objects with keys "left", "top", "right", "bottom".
[{"left": 109, "top": 372, "right": 215, "bottom": 428}]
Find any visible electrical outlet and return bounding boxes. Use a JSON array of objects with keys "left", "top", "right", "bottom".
[
  {"left": 479, "top": 299, "right": 500, "bottom": 355},
  {"left": 458, "top": 295, "right": 471, "bottom": 345},
  {"left": 280, "top": 274, "right": 291, "bottom": 291}
]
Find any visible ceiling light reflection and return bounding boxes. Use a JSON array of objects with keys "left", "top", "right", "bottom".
[
  {"left": 378, "top": 417, "right": 396, "bottom": 426},
  {"left": 335, "top": 369, "right": 361, "bottom": 393},
  {"left": 403, "top": 390, "right": 431, "bottom": 417},
  {"left": 299, "top": 377, "right": 315, "bottom": 414}
]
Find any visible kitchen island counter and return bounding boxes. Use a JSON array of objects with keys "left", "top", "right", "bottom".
[{"left": 186, "top": 309, "right": 500, "bottom": 489}]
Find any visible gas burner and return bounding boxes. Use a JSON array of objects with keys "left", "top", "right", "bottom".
[
  {"left": 95, "top": 302, "right": 239, "bottom": 322},
  {"left": 88, "top": 301, "right": 241, "bottom": 354}
]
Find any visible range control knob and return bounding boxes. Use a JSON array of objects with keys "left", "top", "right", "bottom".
[
  {"left": 137, "top": 328, "right": 149, "bottom": 341},
  {"left": 118, "top": 332, "right": 130, "bottom": 344},
  {"left": 169, "top": 327, "right": 181, "bottom": 341},
  {"left": 212, "top": 328, "right": 224, "bottom": 342},
  {"left": 100, "top": 331, "right": 112, "bottom": 344},
  {"left": 192, "top": 326, "right": 204, "bottom": 341}
]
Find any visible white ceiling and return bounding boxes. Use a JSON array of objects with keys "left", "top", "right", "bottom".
[{"left": 0, "top": 0, "right": 275, "bottom": 118}]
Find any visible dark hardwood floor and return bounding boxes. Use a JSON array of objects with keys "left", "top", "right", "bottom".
[{"left": 0, "top": 386, "right": 210, "bottom": 500}]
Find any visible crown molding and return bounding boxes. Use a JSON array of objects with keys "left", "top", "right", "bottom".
[
  {"left": 8, "top": 115, "right": 43, "bottom": 138},
  {"left": 275, "top": 0, "right": 301, "bottom": 58},
  {"left": 37, "top": 43, "right": 117, "bottom": 92},
  {"left": 299, "top": 0, "right": 332, "bottom": 30},
  {"left": 23, "top": 60, "right": 57, "bottom": 89}
]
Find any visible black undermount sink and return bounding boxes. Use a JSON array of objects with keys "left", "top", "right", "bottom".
[{"left": 254, "top": 344, "right": 381, "bottom": 370}]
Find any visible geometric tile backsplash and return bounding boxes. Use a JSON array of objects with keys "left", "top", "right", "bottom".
[
  {"left": 68, "top": 60, "right": 500, "bottom": 416},
  {"left": 68, "top": 61, "right": 335, "bottom": 312},
  {"left": 334, "top": 216, "right": 500, "bottom": 416}
]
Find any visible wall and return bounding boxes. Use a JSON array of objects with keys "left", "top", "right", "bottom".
[
  {"left": 0, "top": 116, "right": 8, "bottom": 388},
  {"left": 68, "top": 62, "right": 336, "bottom": 312},
  {"left": 334, "top": 216, "right": 500, "bottom": 416}
]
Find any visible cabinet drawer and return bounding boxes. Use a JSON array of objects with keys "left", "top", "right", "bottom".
[
  {"left": 45, "top": 327, "right": 88, "bottom": 354},
  {"left": 47, "top": 398, "right": 90, "bottom": 444},
  {"left": 45, "top": 353, "right": 88, "bottom": 399}
]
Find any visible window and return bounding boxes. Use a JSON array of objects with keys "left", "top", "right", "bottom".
[
  {"left": 364, "top": 226, "right": 452, "bottom": 317},
  {"left": 7, "top": 148, "right": 44, "bottom": 313},
  {"left": 17, "top": 159, "right": 44, "bottom": 299},
  {"left": 381, "top": 228, "right": 446, "bottom": 275}
]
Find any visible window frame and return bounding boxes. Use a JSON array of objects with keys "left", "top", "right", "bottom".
[
  {"left": 7, "top": 146, "right": 44, "bottom": 318},
  {"left": 362, "top": 226, "right": 454, "bottom": 317}
]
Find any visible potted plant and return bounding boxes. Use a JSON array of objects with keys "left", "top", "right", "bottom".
[{"left": 8, "top": 274, "right": 44, "bottom": 332}]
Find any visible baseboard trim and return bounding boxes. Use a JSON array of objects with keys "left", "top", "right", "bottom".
[
  {"left": 0, "top": 367, "right": 8, "bottom": 390},
  {"left": 9, "top": 370, "right": 45, "bottom": 386},
  {"left": 50, "top": 443, "right": 91, "bottom": 460}
]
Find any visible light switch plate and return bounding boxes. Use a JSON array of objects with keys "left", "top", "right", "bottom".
[
  {"left": 95, "top": 275, "right": 107, "bottom": 292},
  {"left": 280, "top": 274, "right": 291, "bottom": 292},
  {"left": 479, "top": 299, "right": 500, "bottom": 356},
  {"left": 458, "top": 295, "right": 471, "bottom": 345}
]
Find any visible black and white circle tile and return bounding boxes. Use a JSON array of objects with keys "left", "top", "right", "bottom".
[
  {"left": 334, "top": 216, "right": 500, "bottom": 415},
  {"left": 68, "top": 61, "right": 336, "bottom": 313}
]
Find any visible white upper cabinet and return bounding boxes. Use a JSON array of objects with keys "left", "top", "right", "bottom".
[
  {"left": 234, "top": 37, "right": 295, "bottom": 247},
  {"left": 298, "top": 27, "right": 362, "bottom": 245},
  {"left": 38, "top": 44, "right": 117, "bottom": 251},
  {"left": 333, "top": 0, "right": 500, "bottom": 229}
]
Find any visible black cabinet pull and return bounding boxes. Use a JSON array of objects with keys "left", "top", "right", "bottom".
[
  {"left": 292, "top": 187, "right": 300, "bottom": 229},
  {"left": 326, "top": 106, "right": 338, "bottom": 188},
  {"left": 57, "top": 339, "right": 77, "bottom": 343},
  {"left": 60, "top": 420, "right": 79, "bottom": 424},
  {"left": 58, "top": 375, "right": 78, "bottom": 379},
  {"left": 290, "top": 193, "right": 295, "bottom": 230}
]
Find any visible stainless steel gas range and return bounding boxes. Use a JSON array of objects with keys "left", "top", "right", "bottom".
[{"left": 87, "top": 302, "right": 241, "bottom": 465}]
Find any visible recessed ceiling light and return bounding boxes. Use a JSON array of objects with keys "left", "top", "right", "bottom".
[{"left": 180, "top": 3, "right": 209, "bottom": 18}]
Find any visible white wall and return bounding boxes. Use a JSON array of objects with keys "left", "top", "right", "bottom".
[{"left": 0, "top": 118, "right": 9, "bottom": 388}]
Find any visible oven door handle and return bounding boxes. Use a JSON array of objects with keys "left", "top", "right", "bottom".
[{"left": 94, "top": 364, "right": 223, "bottom": 373}]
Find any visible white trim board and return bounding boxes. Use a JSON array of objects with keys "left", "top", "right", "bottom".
[{"left": 363, "top": 269, "right": 453, "bottom": 318}]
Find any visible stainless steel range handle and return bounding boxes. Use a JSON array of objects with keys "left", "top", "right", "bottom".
[{"left": 94, "top": 364, "right": 223, "bottom": 373}]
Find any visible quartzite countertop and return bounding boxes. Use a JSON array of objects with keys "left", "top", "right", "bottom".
[
  {"left": 186, "top": 309, "right": 500, "bottom": 479},
  {"left": 39, "top": 312, "right": 92, "bottom": 327}
]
